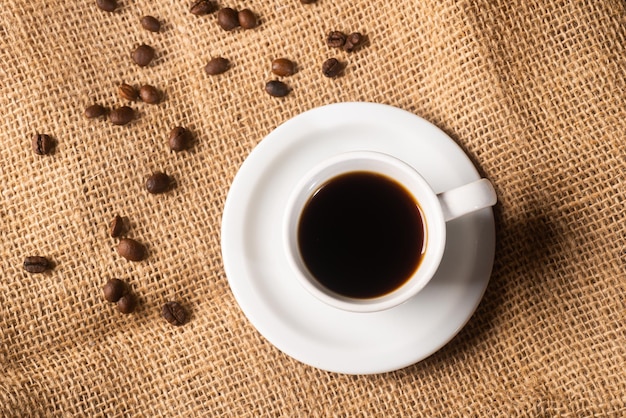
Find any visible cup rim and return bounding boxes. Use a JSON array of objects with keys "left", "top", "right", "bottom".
[{"left": 283, "top": 151, "right": 446, "bottom": 312}]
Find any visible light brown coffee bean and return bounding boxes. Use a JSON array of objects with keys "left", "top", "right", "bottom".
[
  {"left": 190, "top": 0, "right": 216, "bottom": 16},
  {"left": 132, "top": 44, "right": 155, "bottom": 67},
  {"left": 117, "top": 238, "right": 146, "bottom": 261},
  {"left": 109, "top": 106, "right": 134, "bottom": 125},
  {"left": 139, "top": 85, "right": 161, "bottom": 104},
  {"left": 118, "top": 83, "right": 138, "bottom": 101},
  {"left": 271, "top": 58, "right": 296, "bottom": 77}
]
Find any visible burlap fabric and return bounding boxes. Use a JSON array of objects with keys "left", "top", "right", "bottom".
[{"left": 1, "top": 0, "right": 624, "bottom": 416}]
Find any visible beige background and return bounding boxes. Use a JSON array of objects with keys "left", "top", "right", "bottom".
[{"left": 1, "top": 0, "right": 624, "bottom": 416}]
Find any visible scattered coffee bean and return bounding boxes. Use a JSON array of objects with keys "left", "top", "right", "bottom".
[
  {"left": 109, "top": 106, "right": 135, "bottom": 125},
  {"left": 190, "top": 0, "right": 216, "bottom": 16},
  {"left": 146, "top": 171, "right": 172, "bottom": 194},
  {"left": 96, "top": 0, "right": 117, "bottom": 13},
  {"left": 327, "top": 31, "right": 346, "bottom": 48},
  {"left": 23, "top": 256, "right": 51, "bottom": 273},
  {"left": 162, "top": 301, "right": 187, "bottom": 326},
  {"left": 205, "top": 57, "right": 230, "bottom": 75},
  {"left": 217, "top": 7, "right": 239, "bottom": 30},
  {"left": 322, "top": 58, "right": 343, "bottom": 78},
  {"left": 169, "top": 126, "right": 192, "bottom": 151},
  {"left": 109, "top": 215, "right": 125, "bottom": 238},
  {"left": 301, "top": 0, "right": 317, "bottom": 3},
  {"left": 132, "top": 44, "right": 155, "bottom": 67},
  {"left": 32, "top": 133, "right": 54, "bottom": 155},
  {"left": 118, "top": 83, "right": 138, "bottom": 101},
  {"left": 343, "top": 32, "right": 364, "bottom": 52},
  {"left": 103, "top": 278, "right": 126, "bottom": 302},
  {"left": 117, "top": 293, "right": 136, "bottom": 314},
  {"left": 84, "top": 104, "right": 108, "bottom": 119},
  {"left": 139, "top": 85, "right": 161, "bottom": 104},
  {"left": 117, "top": 238, "right": 146, "bottom": 261},
  {"left": 238, "top": 9, "right": 257, "bottom": 29},
  {"left": 265, "top": 80, "right": 290, "bottom": 97},
  {"left": 271, "top": 58, "right": 296, "bottom": 77},
  {"left": 140, "top": 15, "right": 161, "bottom": 32}
]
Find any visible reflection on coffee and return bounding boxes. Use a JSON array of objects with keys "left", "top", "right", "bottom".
[{"left": 297, "top": 172, "right": 426, "bottom": 299}]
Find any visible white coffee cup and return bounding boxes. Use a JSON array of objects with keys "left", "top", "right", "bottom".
[{"left": 284, "top": 151, "right": 497, "bottom": 312}]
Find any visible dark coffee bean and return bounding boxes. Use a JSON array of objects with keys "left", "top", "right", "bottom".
[
  {"left": 326, "top": 31, "right": 346, "bottom": 48},
  {"left": 162, "top": 301, "right": 187, "bottom": 326},
  {"left": 132, "top": 44, "right": 155, "bottom": 67},
  {"left": 109, "top": 215, "right": 124, "bottom": 237},
  {"left": 117, "top": 238, "right": 146, "bottom": 261},
  {"left": 322, "top": 58, "right": 343, "bottom": 78},
  {"left": 343, "top": 32, "right": 364, "bottom": 52},
  {"left": 190, "top": 0, "right": 216, "bottom": 16},
  {"left": 139, "top": 85, "right": 161, "bottom": 104},
  {"left": 169, "top": 126, "right": 192, "bottom": 151},
  {"left": 265, "top": 80, "right": 290, "bottom": 97},
  {"left": 217, "top": 7, "right": 239, "bottom": 31},
  {"left": 103, "top": 278, "right": 126, "bottom": 302},
  {"left": 96, "top": 0, "right": 117, "bottom": 12},
  {"left": 117, "top": 293, "right": 136, "bottom": 314},
  {"left": 84, "top": 104, "right": 107, "bottom": 119},
  {"left": 118, "top": 83, "right": 138, "bottom": 101},
  {"left": 109, "top": 106, "right": 134, "bottom": 125},
  {"left": 205, "top": 57, "right": 230, "bottom": 75},
  {"left": 32, "top": 133, "right": 54, "bottom": 155},
  {"left": 23, "top": 256, "right": 51, "bottom": 273},
  {"left": 238, "top": 9, "right": 257, "bottom": 29},
  {"left": 140, "top": 15, "right": 161, "bottom": 32},
  {"left": 271, "top": 58, "right": 296, "bottom": 77},
  {"left": 301, "top": 0, "right": 317, "bottom": 3},
  {"left": 146, "top": 171, "right": 171, "bottom": 194}
]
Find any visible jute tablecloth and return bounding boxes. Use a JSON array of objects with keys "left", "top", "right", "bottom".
[{"left": 1, "top": 0, "right": 624, "bottom": 416}]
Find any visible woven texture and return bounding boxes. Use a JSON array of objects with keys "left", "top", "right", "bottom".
[{"left": 1, "top": 0, "right": 625, "bottom": 416}]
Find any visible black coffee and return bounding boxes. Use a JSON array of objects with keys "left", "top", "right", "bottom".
[{"left": 298, "top": 171, "right": 425, "bottom": 299}]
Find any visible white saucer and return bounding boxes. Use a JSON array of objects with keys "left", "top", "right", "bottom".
[{"left": 221, "top": 102, "right": 495, "bottom": 374}]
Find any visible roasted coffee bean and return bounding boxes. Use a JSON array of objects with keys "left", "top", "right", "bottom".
[
  {"left": 217, "top": 7, "right": 239, "bottom": 30},
  {"left": 103, "top": 278, "right": 126, "bottom": 302},
  {"left": 326, "top": 31, "right": 346, "bottom": 48},
  {"left": 84, "top": 104, "right": 107, "bottom": 119},
  {"left": 322, "top": 58, "right": 343, "bottom": 78},
  {"left": 117, "top": 293, "right": 136, "bottom": 314},
  {"left": 343, "top": 32, "right": 364, "bottom": 52},
  {"left": 162, "top": 301, "right": 187, "bottom": 326},
  {"left": 132, "top": 44, "right": 155, "bottom": 67},
  {"left": 271, "top": 58, "right": 296, "bottom": 77},
  {"left": 140, "top": 15, "right": 161, "bottom": 32},
  {"left": 117, "top": 238, "right": 146, "bottom": 261},
  {"left": 23, "top": 256, "right": 51, "bottom": 273},
  {"left": 190, "top": 0, "right": 216, "bottom": 15},
  {"left": 32, "top": 133, "right": 54, "bottom": 155},
  {"left": 146, "top": 171, "right": 171, "bottom": 194},
  {"left": 109, "top": 106, "right": 134, "bottom": 125},
  {"left": 109, "top": 215, "right": 124, "bottom": 237},
  {"left": 96, "top": 0, "right": 117, "bottom": 12},
  {"left": 301, "top": 0, "right": 317, "bottom": 3},
  {"left": 265, "top": 80, "right": 290, "bottom": 97},
  {"left": 238, "top": 9, "right": 257, "bottom": 29},
  {"left": 169, "top": 126, "right": 192, "bottom": 151},
  {"left": 205, "top": 57, "right": 230, "bottom": 75},
  {"left": 139, "top": 85, "right": 161, "bottom": 104},
  {"left": 118, "top": 83, "right": 138, "bottom": 101}
]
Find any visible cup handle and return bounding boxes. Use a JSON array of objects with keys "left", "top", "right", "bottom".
[{"left": 437, "top": 178, "right": 497, "bottom": 222}]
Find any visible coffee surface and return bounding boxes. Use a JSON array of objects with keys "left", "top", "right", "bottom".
[{"left": 298, "top": 171, "right": 425, "bottom": 299}]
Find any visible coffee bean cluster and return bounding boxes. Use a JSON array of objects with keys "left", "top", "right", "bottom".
[{"left": 103, "top": 278, "right": 137, "bottom": 314}]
